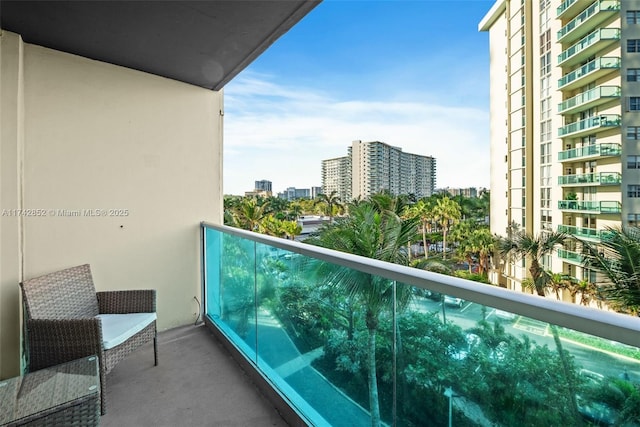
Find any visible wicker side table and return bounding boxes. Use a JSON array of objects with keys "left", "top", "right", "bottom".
[{"left": 0, "top": 356, "right": 100, "bottom": 426}]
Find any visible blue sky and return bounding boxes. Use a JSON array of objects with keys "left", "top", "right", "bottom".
[{"left": 224, "top": 0, "right": 495, "bottom": 196}]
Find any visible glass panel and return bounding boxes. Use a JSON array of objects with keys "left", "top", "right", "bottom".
[
  {"left": 203, "top": 225, "right": 640, "bottom": 426},
  {"left": 205, "top": 228, "right": 258, "bottom": 361}
]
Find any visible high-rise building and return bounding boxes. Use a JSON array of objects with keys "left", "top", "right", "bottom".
[
  {"left": 321, "top": 155, "right": 352, "bottom": 202},
  {"left": 350, "top": 140, "right": 436, "bottom": 200},
  {"left": 322, "top": 141, "right": 436, "bottom": 202},
  {"left": 311, "top": 186, "right": 322, "bottom": 198},
  {"left": 255, "top": 180, "right": 272, "bottom": 193},
  {"left": 480, "top": 0, "right": 636, "bottom": 294},
  {"left": 277, "top": 187, "right": 311, "bottom": 201}
]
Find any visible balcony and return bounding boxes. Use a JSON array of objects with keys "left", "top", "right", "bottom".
[
  {"left": 101, "top": 325, "right": 289, "bottom": 426},
  {"left": 557, "top": 28, "right": 621, "bottom": 68},
  {"left": 195, "top": 223, "right": 640, "bottom": 426},
  {"left": 558, "top": 114, "right": 621, "bottom": 138},
  {"left": 558, "top": 200, "right": 622, "bottom": 213},
  {"left": 558, "top": 57, "right": 620, "bottom": 91},
  {"left": 558, "top": 171, "right": 622, "bottom": 186},
  {"left": 558, "top": 86, "right": 620, "bottom": 115},
  {"left": 557, "top": 248, "right": 585, "bottom": 265},
  {"left": 558, "top": 142, "right": 621, "bottom": 161},
  {"left": 557, "top": 224, "right": 614, "bottom": 242},
  {"left": 557, "top": 1, "right": 620, "bottom": 44},
  {"left": 557, "top": 0, "right": 582, "bottom": 19}
]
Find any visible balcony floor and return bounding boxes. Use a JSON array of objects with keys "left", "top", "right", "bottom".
[{"left": 101, "top": 323, "right": 288, "bottom": 427}]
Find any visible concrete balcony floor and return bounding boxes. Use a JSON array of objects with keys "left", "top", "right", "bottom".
[{"left": 101, "top": 324, "right": 288, "bottom": 427}]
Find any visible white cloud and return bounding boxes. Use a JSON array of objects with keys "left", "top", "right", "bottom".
[{"left": 223, "top": 72, "right": 489, "bottom": 196}]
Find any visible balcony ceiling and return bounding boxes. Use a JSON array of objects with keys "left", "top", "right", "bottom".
[{"left": 0, "top": 1, "right": 320, "bottom": 90}]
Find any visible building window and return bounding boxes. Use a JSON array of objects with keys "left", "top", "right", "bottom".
[
  {"left": 629, "top": 213, "right": 640, "bottom": 227},
  {"left": 628, "top": 126, "right": 640, "bottom": 139},
  {"left": 628, "top": 39, "right": 640, "bottom": 52},
  {"left": 631, "top": 97, "right": 640, "bottom": 110},
  {"left": 628, "top": 69, "right": 640, "bottom": 81},
  {"left": 627, "top": 10, "right": 640, "bottom": 24},
  {"left": 628, "top": 155, "right": 640, "bottom": 169},
  {"left": 629, "top": 185, "right": 640, "bottom": 198}
]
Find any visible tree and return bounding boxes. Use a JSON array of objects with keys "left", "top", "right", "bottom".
[
  {"left": 307, "top": 202, "right": 418, "bottom": 427},
  {"left": 281, "top": 219, "right": 302, "bottom": 241},
  {"left": 317, "top": 190, "right": 343, "bottom": 223},
  {"left": 474, "top": 228, "right": 494, "bottom": 275},
  {"left": 408, "top": 199, "right": 435, "bottom": 259},
  {"left": 547, "top": 272, "right": 571, "bottom": 301},
  {"left": 568, "top": 278, "right": 598, "bottom": 307},
  {"left": 497, "top": 230, "right": 566, "bottom": 297},
  {"left": 432, "top": 196, "right": 461, "bottom": 260},
  {"left": 580, "top": 226, "right": 640, "bottom": 315},
  {"left": 230, "top": 197, "right": 270, "bottom": 232},
  {"left": 496, "top": 229, "right": 581, "bottom": 422}
]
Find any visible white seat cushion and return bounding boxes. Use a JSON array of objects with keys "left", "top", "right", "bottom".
[{"left": 97, "top": 313, "right": 157, "bottom": 350}]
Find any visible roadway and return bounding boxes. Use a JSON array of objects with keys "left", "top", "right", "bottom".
[{"left": 410, "top": 296, "right": 640, "bottom": 381}]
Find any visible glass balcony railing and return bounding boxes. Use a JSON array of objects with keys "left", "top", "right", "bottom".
[
  {"left": 558, "top": 200, "right": 622, "bottom": 213},
  {"left": 557, "top": 0, "right": 579, "bottom": 18},
  {"left": 558, "top": 143, "right": 621, "bottom": 161},
  {"left": 558, "top": 114, "right": 620, "bottom": 138},
  {"left": 557, "top": 248, "right": 584, "bottom": 264},
  {"left": 558, "top": 86, "right": 620, "bottom": 114},
  {"left": 203, "top": 223, "right": 640, "bottom": 427},
  {"left": 557, "top": 224, "right": 615, "bottom": 241},
  {"left": 558, "top": 57, "right": 620, "bottom": 90},
  {"left": 557, "top": 1, "right": 620, "bottom": 43},
  {"left": 558, "top": 172, "right": 622, "bottom": 186},
  {"left": 558, "top": 28, "right": 621, "bottom": 66}
]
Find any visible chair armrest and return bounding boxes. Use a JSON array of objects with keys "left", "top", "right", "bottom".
[
  {"left": 26, "top": 318, "right": 102, "bottom": 371},
  {"left": 97, "top": 289, "right": 156, "bottom": 314}
]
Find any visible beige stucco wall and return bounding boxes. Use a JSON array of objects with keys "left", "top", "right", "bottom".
[{"left": 0, "top": 30, "right": 223, "bottom": 378}]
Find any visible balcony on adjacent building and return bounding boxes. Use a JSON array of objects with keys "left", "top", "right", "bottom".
[
  {"left": 558, "top": 85, "right": 620, "bottom": 115},
  {"left": 558, "top": 171, "right": 622, "bottom": 186},
  {"left": 557, "top": 248, "right": 585, "bottom": 265},
  {"left": 558, "top": 199, "right": 622, "bottom": 213},
  {"left": 558, "top": 114, "right": 621, "bottom": 138},
  {"left": 558, "top": 57, "right": 620, "bottom": 91},
  {"left": 557, "top": 0, "right": 620, "bottom": 44},
  {"left": 557, "top": 28, "right": 620, "bottom": 67},
  {"left": 558, "top": 142, "right": 621, "bottom": 161},
  {"left": 557, "top": 0, "right": 582, "bottom": 19},
  {"left": 557, "top": 224, "right": 615, "bottom": 242}
]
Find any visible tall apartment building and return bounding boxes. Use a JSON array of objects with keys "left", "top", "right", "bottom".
[
  {"left": 350, "top": 140, "right": 436, "bottom": 200},
  {"left": 321, "top": 155, "right": 352, "bottom": 202},
  {"left": 480, "top": 0, "right": 639, "bottom": 293},
  {"left": 311, "top": 186, "right": 322, "bottom": 198},
  {"left": 255, "top": 180, "right": 273, "bottom": 193},
  {"left": 322, "top": 141, "right": 436, "bottom": 202}
]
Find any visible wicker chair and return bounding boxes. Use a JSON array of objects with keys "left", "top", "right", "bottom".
[{"left": 20, "top": 264, "right": 158, "bottom": 415}]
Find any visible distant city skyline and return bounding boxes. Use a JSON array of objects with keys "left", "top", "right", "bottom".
[{"left": 223, "top": 0, "right": 493, "bottom": 196}]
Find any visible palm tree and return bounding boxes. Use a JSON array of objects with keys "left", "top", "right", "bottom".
[
  {"left": 316, "top": 190, "right": 343, "bottom": 223},
  {"left": 497, "top": 230, "right": 566, "bottom": 296},
  {"left": 231, "top": 198, "right": 270, "bottom": 232},
  {"left": 408, "top": 199, "right": 435, "bottom": 259},
  {"left": 474, "top": 228, "right": 494, "bottom": 275},
  {"left": 496, "top": 229, "right": 581, "bottom": 421},
  {"left": 307, "top": 202, "right": 417, "bottom": 427},
  {"left": 432, "top": 196, "right": 461, "bottom": 259},
  {"left": 580, "top": 226, "right": 640, "bottom": 314},
  {"left": 547, "top": 272, "right": 571, "bottom": 301},
  {"left": 568, "top": 278, "right": 598, "bottom": 307},
  {"left": 281, "top": 220, "right": 302, "bottom": 241}
]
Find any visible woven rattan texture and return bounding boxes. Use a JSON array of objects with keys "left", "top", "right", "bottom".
[
  {"left": 1, "top": 356, "right": 100, "bottom": 426},
  {"left": 21, "top": 264, "right": 99, "bottom": 319},
  {"left": 20, "top": 264, "right": 158, "bottom": 416}
]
